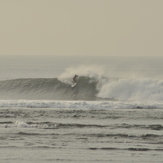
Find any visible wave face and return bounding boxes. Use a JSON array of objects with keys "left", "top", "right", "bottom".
[{"left": 0, "top": 77, "right": 99, "bottom": 100}]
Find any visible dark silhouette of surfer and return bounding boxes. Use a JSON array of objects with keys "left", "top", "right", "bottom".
[{"left": 73, "top": 74, "right": 78, "bottom": 84}]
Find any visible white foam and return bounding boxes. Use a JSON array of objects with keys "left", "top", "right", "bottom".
[
  {"left": 0, "top": 100, "right": 163, "bottom": 109},
  {"left": 15, "top": 121, "right": 30, "bottom": 128},
  {"left": 97, "top": 78, "right": 163, "bottom": 101},
  {"left": 58, "top": 65, "right": 105, "bottom": 84}
]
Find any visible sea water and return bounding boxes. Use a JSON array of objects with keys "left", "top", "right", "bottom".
[{"left": 0, "top": 55, "right": 163, "bottom": 163}]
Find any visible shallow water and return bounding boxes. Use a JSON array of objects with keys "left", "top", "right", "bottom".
[{"left": 0, "top": 107, "right": 163, "bottom": 163}]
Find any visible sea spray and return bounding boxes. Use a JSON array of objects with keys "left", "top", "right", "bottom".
[
  {"left": 58, "top": 65, "right": 105, "bottom": 84},
  {"left": 97, "top": 78, "right": 163, "bottom": 101}
]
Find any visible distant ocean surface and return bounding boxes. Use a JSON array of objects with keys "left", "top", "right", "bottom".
[{"left": 0, "top": 55, "right": 163, "bottom": 163}]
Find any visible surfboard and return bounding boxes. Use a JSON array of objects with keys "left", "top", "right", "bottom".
[{"left": 71, "top": 83, "right": 77, "bottom": 88}]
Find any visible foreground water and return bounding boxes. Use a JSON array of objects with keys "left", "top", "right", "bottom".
[{"left": 0, "top": 107, "right": 163, "bottom": 163}]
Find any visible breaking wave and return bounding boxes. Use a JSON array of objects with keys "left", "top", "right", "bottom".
[
  {"left": 0, "top": 75, "right": 163, "bottom": 102},
  {"left": 1, "top": 71, "right": 163, "bottom": 109},
  {"left": 97, "top": 78, "right": 163, "bottom": 101}
]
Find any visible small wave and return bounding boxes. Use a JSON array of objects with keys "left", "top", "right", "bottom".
[
  {"left": 0, "top": 100, "right": 163, "bottom": 109},
  {"left": 89, "top": 147, "right": 163, "bottom": 151}
]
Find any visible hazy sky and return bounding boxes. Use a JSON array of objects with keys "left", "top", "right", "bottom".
[{"left": 1, "top": 0, "right": 163, "bottom": 56}]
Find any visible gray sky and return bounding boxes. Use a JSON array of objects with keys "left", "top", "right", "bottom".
[{"left": 1, "top": 0, "right": 163, "bottom": 56}]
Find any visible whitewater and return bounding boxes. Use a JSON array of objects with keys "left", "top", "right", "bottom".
[{"left": 1, "top": 56, "right": 163, "bottom": 163}]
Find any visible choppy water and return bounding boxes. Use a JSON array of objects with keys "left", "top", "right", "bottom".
[
  {"left": 0, "top": 55, "right": 163, "bottom": 162},
  {"left": 1, "top": 108, "right": 163, "bottom": 163}
]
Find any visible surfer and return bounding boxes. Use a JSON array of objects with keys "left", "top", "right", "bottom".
[
  {"left": 73, "top": 74, "right": 78, "bottom": 84},
  {"left": 71, "top": 75, "right": 78, "bottom": 88}
]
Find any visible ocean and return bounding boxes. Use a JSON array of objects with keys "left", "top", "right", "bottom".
[{"left": 0, "top": 55, "right": 163, "bottom": 163}]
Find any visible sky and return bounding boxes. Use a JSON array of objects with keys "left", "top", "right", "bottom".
[{"left": 0, "top": 0, "right": 163, "bottom": 56}]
